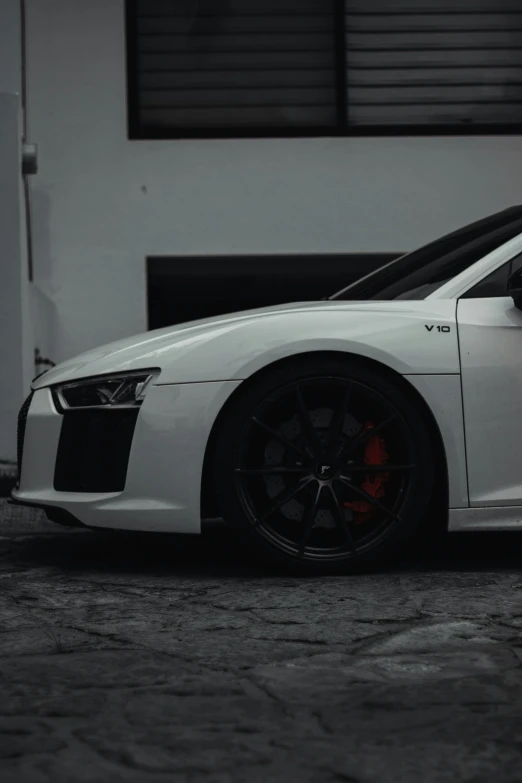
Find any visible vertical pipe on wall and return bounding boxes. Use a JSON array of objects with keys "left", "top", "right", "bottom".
[{"left": 20, "top": 0, "right": 34, "bottom": 282}]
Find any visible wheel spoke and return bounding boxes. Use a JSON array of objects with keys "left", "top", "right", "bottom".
[
  {"left": 251, "top": 417, "right": 308, "bottom": 459},
  {"left": 328, "top": 383, "right": 352, "bottom": 450},
  {"left": 344, "top": 463, "right": 415, "bottom": 472},
  {"left": 338, "top": 475, "right": 400, "bottom": 521},
  {"left": 295, "top": 383, "right": 322, "bottom": 457},
  {"left": 327, "top": 484, "right": 357, "bottom": 553},
  {"left": 235, "top": 467, "right": 310, "bottom": 476},
  {"left": 254, "top": 477, "right": 312, "bottom": 526},
  {"left": 298, "top": 482, "right": 323, "bottom": 558}
]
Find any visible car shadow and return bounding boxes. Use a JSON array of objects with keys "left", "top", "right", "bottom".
[{"left": 5, "top": 520, "right": 522, "bottom": 580}]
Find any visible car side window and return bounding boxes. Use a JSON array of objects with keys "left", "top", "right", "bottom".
[{"left": 461, "top": 252, "right": 522, "bottom": 298}]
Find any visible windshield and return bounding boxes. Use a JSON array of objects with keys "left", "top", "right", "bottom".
[{"left": 330, "top": 207, "right": 522, "bottom": 301}]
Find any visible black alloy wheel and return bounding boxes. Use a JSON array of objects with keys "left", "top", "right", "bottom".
[{"left": 214, "top": 357, "right": 435, "bottom": 573}]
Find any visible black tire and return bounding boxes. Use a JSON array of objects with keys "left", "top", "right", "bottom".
[{"left": 213, "top": 356, "right": 436, "bottom": 574}]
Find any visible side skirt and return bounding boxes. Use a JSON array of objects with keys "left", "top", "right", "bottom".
[{"left": 449, "top": 506, "right": 522, "bottom": 532}]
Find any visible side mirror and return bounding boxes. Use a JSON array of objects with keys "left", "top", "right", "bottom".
[{"left": 508, "top": 267, "right": 522, "bottom": 309}]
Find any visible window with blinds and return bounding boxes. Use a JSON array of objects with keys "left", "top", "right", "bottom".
[
  {"left": 346, "top": 0, "right": 522, "bottom": 128},
  {"left": 125, "top": 0, "right": 522, "bottom": 138}
]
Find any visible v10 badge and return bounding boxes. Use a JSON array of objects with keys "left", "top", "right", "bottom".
[{"left": 425, "top": 325, "right": 451, "bottom": 333}]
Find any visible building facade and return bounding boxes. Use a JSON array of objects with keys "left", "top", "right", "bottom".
[{"left": 1, "top": 0, "right": 522, "bottom": 460}]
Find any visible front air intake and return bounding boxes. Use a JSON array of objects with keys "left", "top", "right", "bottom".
[
  {"left": 16, "top": 392, "right": 34, "bottom": 484},
  {"left": 53, "top": 409, "right": 139, "bottom": 492}
]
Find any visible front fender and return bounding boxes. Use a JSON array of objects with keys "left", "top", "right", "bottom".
[
  {"left": 154, "top": 300, "right": 459, "bottom": 383},
  {"left": 33, "top": 300, "right": 460, "bottom": 388}
]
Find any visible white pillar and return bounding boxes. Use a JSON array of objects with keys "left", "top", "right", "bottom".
[
  {"left": 0, "top": 0, "right": 33, "bottom": 462},
  {"left": 0, "top": 0, "right": 22, "bottom": 95}
]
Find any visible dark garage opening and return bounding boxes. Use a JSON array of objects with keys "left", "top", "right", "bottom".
[{"left": 146, "top": 253, "right": 398, "bottom": 330}]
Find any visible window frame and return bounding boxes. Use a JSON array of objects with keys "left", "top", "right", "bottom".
[
  {"left": 124, "top": 0, "right": 522, "bottom": 140},
  {"left": 459, "top": 251, "right": 522, "bottom": 299},
  {"left": 330, "top": 209, "right": 522, "bottom": 302},
  {"left": 428, "top": 231, "right": 522, "bottom": 301}
]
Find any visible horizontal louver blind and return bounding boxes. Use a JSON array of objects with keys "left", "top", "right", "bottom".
[
  {"left": 127, "top": 0, "right": 522, "bottom": 136},
  {"left": 346, "top": 0, "right": 522, "bottom": 127},
  {"left": 134, "top": 0, "right": 337, "bottom": 131}
]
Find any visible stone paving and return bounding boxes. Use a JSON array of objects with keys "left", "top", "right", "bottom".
[{"left": 2, "top": 501, "right": 522, "bottom": 782}]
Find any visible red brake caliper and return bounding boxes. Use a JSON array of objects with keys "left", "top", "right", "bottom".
[{"left": 344, "top": 422, "right": 390, "bottom": 525}]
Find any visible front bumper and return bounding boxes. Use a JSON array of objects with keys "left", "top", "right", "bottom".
[{"left": 11, "top": 380, "right": 241, "bottom": 533}]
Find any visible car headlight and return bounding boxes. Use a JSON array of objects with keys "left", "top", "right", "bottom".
[{"left": 52, "top": 370, "right": 160, "bottom": 412}]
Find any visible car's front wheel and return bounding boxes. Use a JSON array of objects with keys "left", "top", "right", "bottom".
[{"left": 214, "top": 356, "right": 436, "bottom": 574}]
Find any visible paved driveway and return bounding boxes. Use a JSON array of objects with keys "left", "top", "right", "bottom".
[{"left": 2, "top": 502, "right": 522, "bottom": 782}]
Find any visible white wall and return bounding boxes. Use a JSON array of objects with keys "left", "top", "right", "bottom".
[
  {"left": 0, "top": 0, "right": 33, "bottom": 461},
  {"left": 0, "top": 94, "right": 32, "bottom": 461},
  {"left": 26, "top": 0, "right": 522, "bottom": 363}
]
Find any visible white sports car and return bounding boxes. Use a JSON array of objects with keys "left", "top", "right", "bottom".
[{"left": 11, "top": 207, "right": 522, "bottom": 572}]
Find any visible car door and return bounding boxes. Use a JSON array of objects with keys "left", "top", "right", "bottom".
[{"left": 457, "top": 253, "right": 522, "bottom": 506}]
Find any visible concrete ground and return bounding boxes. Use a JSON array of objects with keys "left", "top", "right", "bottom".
[{"left": 2, "top": 501, "right": 522, "bottom": 783}]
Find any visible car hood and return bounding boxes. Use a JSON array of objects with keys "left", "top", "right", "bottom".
[{"left": 32, "top": 299, "right": 450, "bottom": 389}]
